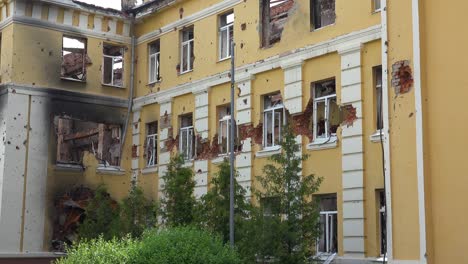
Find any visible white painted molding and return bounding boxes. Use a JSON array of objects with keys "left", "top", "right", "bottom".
[
  {"left": 136, "top": 0, "right": 242, "bottom": 44},
  {"left": 12, "top": 15, "right": 131, "bottom": 43},
  {"left": 255, "top": 146, "right": 282, "bottom": 158},
  {"left": 79, "top": 12, "right": 88, "bottom": 30},
  {"left": 141, "top": 166, "right": 158, "bottom": 174},
  {"left": 133, "top": 25, "right": 381, "bottom": 110},
  {"left": 306, "top": 137, "right": 338, "bottom": 151},
  {"left": 48, "top": 6, "right": 58, "bottom": 23},
  {"left": 32, "top": 2, "right": 42, "bottom": 19}
]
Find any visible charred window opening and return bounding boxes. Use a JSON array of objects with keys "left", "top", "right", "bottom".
[
  {"left": 103, "top": 44, "right": 124, "bottom": 87},
  {"left": 146, "top": 122, "right": 158, "bottom": 167},
  {"left": 62, "top": 36, "right": 89, "bottom": 81},
  {"left": 180, "top": 27, "right": 194, "bottom": 73},
  {"left": 219, "top": 12, "right": 234, "bottom": 60},
  {"left": 55, "top": 116, "right": 121, "bottom": 167},
  {"left": 312, "top": 79, "right": 339, "bottom": 140},
  {"left": 316, "top": 194, "right": 338, "bottom": 254},
  {"left": 263, "top": 92, "right": 286, "bottom": 148},
  {"left": 218, "top": 105, "right": 236, "bottom": 154},
  {"left": 374, "top": 66, "right": 383, "bottom": 130},
  {"left": 261, "top": 0, "right": 294, "bottom": 47},
  {"left": 310, "top": 0, "right": 336, "bottom": 30},
  {"left": 148, "top": 40, "right": 160, "bottom": 83},
  {"left": 179, "top": 114, "right": 195, "bottom": 160}
]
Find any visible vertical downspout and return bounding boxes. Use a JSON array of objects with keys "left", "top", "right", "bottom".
[
  {"left": 411, "top": 0, "right": 427, "bottom": 263},
  {"left": 381, "top": 0, "right": 393, "bottom": 262},
  {"left": 120, "top": 14, "right": 136, "bottom": 168}
]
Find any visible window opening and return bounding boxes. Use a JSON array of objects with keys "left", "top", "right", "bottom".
[
  {"left": 218, "top": 105, "right": 236, "bottom": 154},
  {"left": 180, "top": 27, "right": 194, "bottom": 73},
  {"left": 310, "top": 0, "right": 336, "bottom": 30},
  {"left": 146, "top": 122, "right": 158, "bottom": 167},
  {"left": 317, "top": 194, "right": 338, "bottom": 254},
  {"left": 261, "top": 0, "right": 294, "bottom": 47},
  {"left": 219, "top": 12, "right": 234, "bottom": 60},
  {"left": 374, "top": 66, "right": 383, "bottom": 130},
  {"left": 263, "top": 92, "right": 286, "bottom": 148},
  {"left": 55, "top": 117, "right": 121, "bottom": 167},
  {"left": 373, "top": 0, "right": 381, "bottom": 12},
  {"left": 149, "top": 40, "right": 160, "bottom": 83},
  {"left": 103, "top": 44, "right": 124, "bottom": 87},
  {"left": 62, "top": 36, "right": 88, "bottom": 81},
  {"left": 179, "top": 114, "right": 195, "bottom": 160},
  {"left": 378, "top": 190, "right": 387, "bottom": 255},
  {"left": 313, "top": 79, "right": 339, "bottom": 140}
]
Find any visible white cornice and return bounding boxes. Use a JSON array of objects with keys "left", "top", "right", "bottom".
[
  {"left": 38, "top": 0, "right": 124, "bottom": 19},
  {"left": 136, "top": 0, "right": 242, "bottom": 45},
  {"left": 133, "top": 25, "right": 382, "bottom": 110},
  {"left": 12, "top": 15, "right": 131, "bottom": 44},
  {"left": 0, "top": 83, "right": 128, "bottom": 108}
]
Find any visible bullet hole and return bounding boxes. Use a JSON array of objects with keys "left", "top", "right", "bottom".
[
  {"left": 243, "top": 99, "right": 248, "bottom": 105},
  {"left": 16, "top": 146, "right": 19, "bottom": 150},
  {"left": 197, "top": 169, "right": 202, "bottom": 174},
  {"left": 409, "top": 112, "right": 414, "bottom": 118},
  {"left": 179, "top": 7, "right": 184, "bottom": 19},
  {"left": 240, "top": 43, "right": 244, "bottom": 49},
  {"left": 241, "top": 23, "right": 247, "bottom": 30},
  {"left": 7, "top": 141, "right": 11, "bottom": 144},
  {"left": 32, "top": 83, "right": 36, "bottom": 86}
]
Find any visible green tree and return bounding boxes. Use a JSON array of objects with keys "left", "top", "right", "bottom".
[
  {"left": 255, "top": 124, "right": 323, "bottom": 263},
  {"left": 78, "top": 185, "right": 120, "bottom": 240},
  {"left": 160, "top": 154, "right": 197, "bottom": 227},
  {"left": 119, "top": 186, "right": 157, "bottom": 238},
  {"left": 197, "top": 159, "right": 250, "bottom": 243}
]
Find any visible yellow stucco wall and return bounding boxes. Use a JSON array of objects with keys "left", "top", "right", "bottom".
[{"left": 420, "top": 1, "right": 468, "bottom": 263}]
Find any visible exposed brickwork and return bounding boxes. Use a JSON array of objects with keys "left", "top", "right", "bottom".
[
  {"left": 341, "top": 104, "right": 357, "bottom": 127},
  {"left": 392, "top": 60, "right": 413, "bottom": 94},
  {"left": 239, "top": 123, "right": 264, "bottom": 145},
  {"left": 291, "top": 99, "right": 314, "bottom": 141}
]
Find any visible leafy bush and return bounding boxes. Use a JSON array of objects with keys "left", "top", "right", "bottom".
[
  {"left": 131, "top": 227, "right": 241, "bottom": 264},
  {"left": 55, "top": 236, "right": 138, "bottom": 264}
]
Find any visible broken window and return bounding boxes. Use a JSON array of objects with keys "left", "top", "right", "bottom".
[
  {"left": 312, "top": 79, "right": 339, "bottom": 140},
  {"left": 62, "top": 36, "right": 89, "bottom": 81},
  {"left": 103, "top": 44, "right": 124, "bottom": 87},
  {"left": 180, "top": 27, "right": 194, "bottom": 73},
  {"left": 263, "top": 92, "right": 286, "bottom": 148},
  {"left": 373, "top": 0, "right": 381, "bottom": 12},
  {"left": 146, "top": 122, "right": 158, "bottom": 167},
  {"left": 179, "top": 114, "right": 195, "bottom": 160},
  {"left": 219, "top": 11, "right": 234, "bottom": 60},
  {"left": 260, "top": 196, "right": 281, "bottom": 216},
  {"left": 261, "top": 0, "right": 293, "bottom": 47},
  {"left": 317, "top": 194, "right": 338, "bottom": 254},
  {"left": 148, "top": 40, "right": 160, "bottom": 83},
  {"left": 55, "top": 117, "right": 121, "bottom": 167},
  {"left": 374, "top": 66, "right": 383, "bottom": 130},
  {"left": 378, "top": 190, "right": 387, "bottom": 256},
  {"left": 218, "top": 105, "right": 236, "bottom": 154},
  {"left": 310, "top": 0, "right": 336, "bottom": 30}
]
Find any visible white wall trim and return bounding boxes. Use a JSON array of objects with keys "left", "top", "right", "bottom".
[
  {"left": 12, "top": 15, "right": 131, "bottom": 44},
  {"left": 133, "top": 25, "right": 382, "bottom": 110},
  {"left": 0, "top": 84, "right": 128, "bottom": 108},
  {"left": 136, "top": 0, "right": 242, "bottom": 44},
  {"left": 411, "top": 0, "right": 427, "bottom": 263}
]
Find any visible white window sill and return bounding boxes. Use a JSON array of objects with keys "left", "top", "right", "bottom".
[
  {"left": 182, "top": 160, "right": 193, "bottom": 168},
  {"left": 55, "top": 163, "right": 84, "bottom": 172},
  {"left": 61, "top": 77, "right": 86, "bottom": 83},
  {"left": 217, "top": 56, "right": 231, "bottom": 63},
  {"left": 212, "top": 154, "right": 230, "bottom": 164},
  {"left": 370, "top": 130, "right": 384, "bottom": 143},
  {"left": 307, "top": 136, "right": 338, "bottom": 151},
  {"left": 373, "top": 256, "right": 388, "bottom": 263},
  {"left": 96, "top": 166, "right": 126, "bottom": 175},
  {"left": 315, "top": 252, "right": 336, "bottom": 262},
  {"left": 101, "top": 83, "right": 125, "bottom": 89},
  {"left": 179, "top": 69, "right": 193, "bottom": 75},
  {"left": 141, "top": 166, "right": 158, "bottom": 174},
  {"left": 311, "top": 23, "right": 335, "bottom": 32},
  {"left": 373, "top": 9, "right": 382, "bottom": 14},
  {"left": 147, "top": 80, "right": 161, "bottom": 86},
  {"left": 256, "top": 146, "right": 281, "bottom": 158}
]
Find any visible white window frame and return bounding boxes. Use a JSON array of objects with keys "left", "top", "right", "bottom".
[
  {"left": 148, "top": 42, "right": 160, "bottom": 84},
  {"left": 218, "top": 115, "right": 233, "bottom": 155},
  {"left": 102, "top": 45, "right": 124, "bottom": 87},
  {"left": 146, "top": 125, "right": 158, "bottom": 167},
  {"left": 263, "top": 99, "right": 286, "bottom": 149},
  {"left": 375, "top": 66, "right": 383, "bottom": 130},
  {"left": 179, "top": 125, "right": 194, "bottom": 160},
  {"left": 180, "top": 29, "right": 194, "bottom": 74},
  {"left": 219, "top": 12, "right": 234, "bottom": 60},
  {"left": 313, "top": 82, "right": 337, "bottom": 141},
  {"left": 317, "top": 210, "right": 338, "bottom": 254}
]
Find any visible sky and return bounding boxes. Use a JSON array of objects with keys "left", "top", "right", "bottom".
[{"left": 79, "top": 0, "right": 143, "bottom": 10}]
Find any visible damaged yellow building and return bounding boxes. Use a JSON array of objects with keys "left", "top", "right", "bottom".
[{"left": 0, "top": 0, "right": 465, "bottom": 263}]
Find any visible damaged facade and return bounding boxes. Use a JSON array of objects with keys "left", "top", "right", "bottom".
[{"left": 0, "top": 0, "right": 465, "bottom": 264}]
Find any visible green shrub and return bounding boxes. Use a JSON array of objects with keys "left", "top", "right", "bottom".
[
  {"left": 131, "top": 227, "right": 241, "bottom": 264},
  {"left": 55, "top": 236, "right": 138, "bottom": 264}
]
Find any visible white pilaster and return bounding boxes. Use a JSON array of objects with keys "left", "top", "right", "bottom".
[
  {"left": 48, "top": 6, "right": 58, "bottom": 23},
  {"left": 0, "top": 91, "right": 29, "bottom": 252},
  {"left": 193, "top": 88, "right": 209, "bottom": 197},
  {"left": 13, "top": 0, "right": 23, "bottom": 17},
  {"left": 338, "top": 44, "right": 365, "bottom": 257},
  {"left": 281, "top": 60, "right": 303, "bottom": 115},
  {"left": 158, "top": 99, "right": 173, "bottom": 199},
  {"left": 131, "top": 110, "right": 141, "bottom": 182},
  {"left": 93, "top": 14, "right": 103, "bottom": 32},
  {"left": 63, "top": 9, "right": 73, "bottom": 26},
  {"left": 79, "top": 12, "right": 89, "bottom": 30},
  {"left": 108, "top": 18, "right": 116, "bottom": 34},
  {"left": 31, "top": 2, "right": 42, "bottom": 19},
  {"left": 123, "top": 21, "right": 131, "bottom": 37},
  {"left": 194, "top": 160, "right": 208, "bottom": 199}
]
